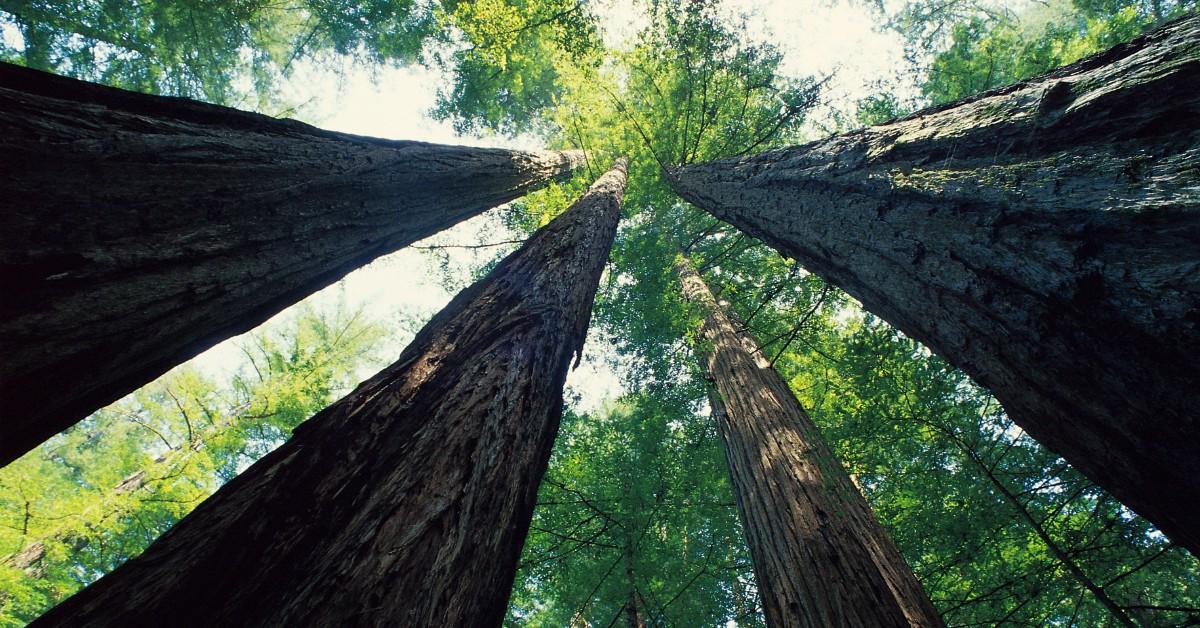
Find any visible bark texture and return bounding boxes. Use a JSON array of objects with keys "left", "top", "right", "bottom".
[
  {"left": 29, "top": 160, "right": 627, "bottom": 628},
  {"left": 0, "top": 62, "right": 584, "bottom": 465},
  {"left": 671, "top": 15, "right": 1200, "bottom": 554},
  {"left": 679, "top": 259, "right": 943, "bottom": 628}
]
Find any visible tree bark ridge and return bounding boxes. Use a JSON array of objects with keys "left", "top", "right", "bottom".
[
  {"left": 671, "top": 14, "right": 1200, "bottom": 554},
  {"left": 679, "top": 257, "right": 943, "bottom": 628},
  {"left": 0, "top": 62, "right": 584, "bottom": 465},
  {"left": 29, "top": 159, "right": 627, "bottom": 628}
]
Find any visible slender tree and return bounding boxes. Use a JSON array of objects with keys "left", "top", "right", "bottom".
[
  {"left": 677, "top": 256, "right": 942, "bottom": 628},
  {"left": 28, "top": 158, "right": 626, "bottom": 627},
  {"left": 0, "top": 62, "right": 584, "bottom": 466},
  {"left": 671, "top": 14, "right": 1200, "bottom": 554}
]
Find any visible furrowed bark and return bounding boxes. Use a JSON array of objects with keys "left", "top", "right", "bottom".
[
  {"left": 671, "top": 15, "right": 1200, "bottom": 554},
  {"left": 29, "top": 159, "right": 627, "bottom": 628},
  {"left": 678, "top": 257, "right": 943, "bottom": 628},
  {"left": 0, "top": 62, "right": 584, "bottom": 466}
]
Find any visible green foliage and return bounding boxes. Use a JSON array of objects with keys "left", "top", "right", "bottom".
[
  {"left": 609, "top": 0, "right": 820, "bottom": 166},
  {"left": 508, "top": 393, "right": 763, "bottom": 625},
  {"left": 854, "top": 92, "right": 908, "bottom": 127},
  {"left": 924, "top": 6, "right": 1128, "bottom": 103},
  {"left": 569, "top": 0, "right": 819, "bottom": 168},
  {"left": 0, "top": 0, "right": 608, "bottom": 118},
  {"left": 0, "top": 303, "right": 385, "bottom": 625},
  {"left": 432, "top": 0, "right": 604, "bottom": 136},
  {"left": 0, "top": 0, "right": 436, "bottom": 108},
  {"left": 884, "top": 0, "right": 1193, "bottom": 54},
  {"left": 890, "top": 0, "right": 1198, "bottom": 104}
]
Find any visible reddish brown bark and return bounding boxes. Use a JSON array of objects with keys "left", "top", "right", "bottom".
[
  {"left": 671, "top": 15, "right": 1200, "bottom": 555},
  {"left": 29, "top": 159, "right": 627, "bottom": 627},
  {"left": 0, "top": 62, "right": 584, "bottom": 466},
  {"left": 679, "top": 257, "right": 943, "bottom": 628}
]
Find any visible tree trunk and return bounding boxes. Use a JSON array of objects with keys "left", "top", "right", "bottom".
[
  {"left": 16, "top": 19, "right": 53, "bottom": 71},
  {"left": 28, "top": 159, "right": 627, "bottom": 627},
  {"left": 678, "top": 257, "right": 943, "bottom": 628},
  {"left": 622, "top": 520, "right": 646, "bottom": 628},
  {"left": 0, "top": 62, "right": 584, "bottom": 466},
  {"left": 670, "top": 15, "right": 1200, "bottom": 555},
  {"left": 3, "top": 5, "right": 155, "bottom": 59}
]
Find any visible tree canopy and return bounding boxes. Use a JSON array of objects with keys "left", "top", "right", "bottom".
[{"left": 2, "top": 0, "right": 1197, "bottom": 625}]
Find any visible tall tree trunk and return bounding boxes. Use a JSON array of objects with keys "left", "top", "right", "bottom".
[
  {"left": 670, "top": 15, "right": 1200, "bottom": 554},
  {"left": 0, "top": 62, "right": 584, "bottom": 466},
  {"left": 678, "top": 257, "right": 943, "bottom": 628},
  {"left": 28, "top": 159, "right": 627, "bottom": 627}
]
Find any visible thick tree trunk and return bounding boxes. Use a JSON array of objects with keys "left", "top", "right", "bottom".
[
  {"left": 0, "top": 62, "right": 584, "bottom": 466},
  {"left": 678, "top": 258, "right": 943, "bottom": 628},
  {"left": 671, "top": 15, "right": 1200, "bottom": 554},
  {"left": 28, "top": 160, "right": 626, "bottom": 627}
]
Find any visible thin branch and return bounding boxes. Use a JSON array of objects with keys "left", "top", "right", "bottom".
[
  {"left": 743, "top": 263, "right": 801, "bottom": 327},
  {"left": 411, "top": 238, "right": 528, "bottom": 251},
  {"left": 1119, "top": 604, "right": 1200, "bottom": 613},
  {"left": 769, "top": 285, "right": 829, "bottom": 367},
  {"left": 697, "top": 234, "right": 746, "bottom": 272},
  {"left": 910, "top": 413, "right": 1137, "bottom": 627},
  {"left": 596, "top": 80, "right": 670, "bottom": 173},
  {"left": 569, "top": 553, "right": 626, "bottom": 623},
  {"left": 1103, "top": 544, "right": 1177, "bottom": 588},
  {"left": 123, "top": 412, "right": 176, "bottom": 451},
  {"left": 681, "top": 220, "right": 725, "bottom": 253},
  {"left": 164, "top": 387, "right": 194, "bottom": 445}
]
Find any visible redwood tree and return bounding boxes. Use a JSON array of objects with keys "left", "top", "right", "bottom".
[
  {"left": 678, "top": 256, "right": 943, "bottom": 628},
  {"left": 28, "top": 159, "right": 627, "bottom": 628},
  {"left": 671, "top": 15, "right": 1200, "bottom": 554},
  {"left": 0, "top": 62, "right": 583, "bottom": 466}
]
